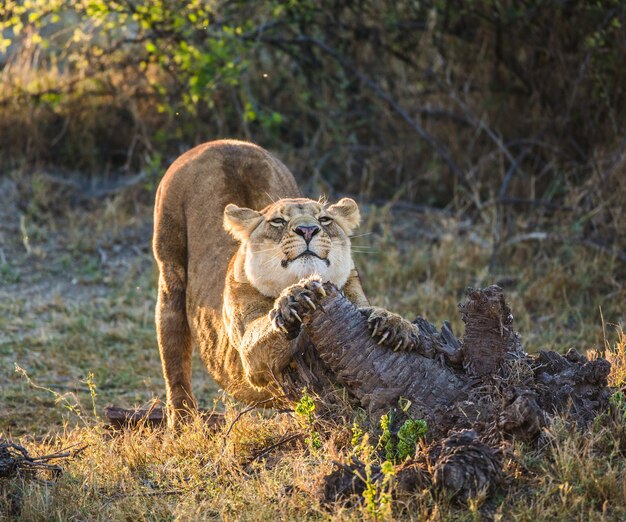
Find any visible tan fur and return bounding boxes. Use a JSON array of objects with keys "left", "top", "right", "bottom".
[{"left": 153, "top": 140, "right": 370, "bottom": 425}]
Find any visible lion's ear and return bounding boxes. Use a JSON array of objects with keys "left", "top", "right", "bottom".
[
  {"left": 327, "top": 197, "right": 360, "bottom": 234},
  {"left": 223, "top": 204, "right": 263, "bottom": 241}
]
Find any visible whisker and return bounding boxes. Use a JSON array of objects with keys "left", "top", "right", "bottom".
[
  {"left": 249, "top": 246, "right": 281, "bottom": 254},
  {"left": 262, "top": 250, "right": 284, "bottom": 267},
  {"left": 349, "top": 232, "right": 373, "bottom": 238},
  {"left": 246, "top": 246, "right": 278, "bottom": 253},
  {"left": 260, "top": 250, "right": 283, "bottom": 257}
]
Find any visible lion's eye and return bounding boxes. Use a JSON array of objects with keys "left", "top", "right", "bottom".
[
  {"left": 270, "top": 217, "right": 287, "bottom": 226},
  {"left": 319, "top": 216, "right": 333, "bottom": 225}
]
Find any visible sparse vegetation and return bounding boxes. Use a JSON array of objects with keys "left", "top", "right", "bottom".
[
  {"left": 1, "top": 0, "right": 625, "bottom": 520},
  {"left": 1, "top": 184, "right": 624, "bottom": 519}
]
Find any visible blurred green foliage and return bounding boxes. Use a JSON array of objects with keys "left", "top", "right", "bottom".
[{"left": 1, "top": 0, "right": 624, "bottom": 230}]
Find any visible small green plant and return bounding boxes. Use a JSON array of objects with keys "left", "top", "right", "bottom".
[
  {"left": 379, "top": 413, "right": 427, "bottom": 463},
  {"left": 356, "top": 432, "right": 394, "bottom": 520},
  {"left": 295, "top": 389, "right": 321, "bottom": 449},
  {"left": 609, "top": 391, "right": 626, "bottom": 425},
  {"left": 379, "top": 413, "right": 395, "bottom": 462},
  {"left": 351, "top": 421, "right": 365, "bottom": 449},
  {"left": 0, "top": 262, "right": 20, "bottom": 284},
  {"left": 14, "top": 363, "right": 99, "bottom": 427},
  {"left": 610, "top": 391, "right": 625, "bottom": 410},
  {"left": 397, "top": 418, "right": 427, "bottom": 461},
  {"left": 83, "top": 371, "right": 99, "bottom": 421},
  {"left": 378, "top": 460, "right": 396, "bottom": 516}
]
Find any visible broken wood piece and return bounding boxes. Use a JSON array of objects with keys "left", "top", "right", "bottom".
[
  {"left": 459, "top": 285, "right": 522, "bottom": 376},
  {"left": 429, "top": 429, "right": 502, "bottom": 501},
  {"left": 322, "top": 429, "right": 500, "bottom": 505},
  {"left": 104, "top": 406, "right": 226, "bottom": 430},
  {"left": 284, "top": 283, "right": 611, "bottom": 438},
  {"left": 0, "top": 440, "right": 84, "bottom": 480}
]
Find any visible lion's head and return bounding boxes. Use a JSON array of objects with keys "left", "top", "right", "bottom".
[{"left": 223, "top": 197, "right": 360, "bottom": 297}]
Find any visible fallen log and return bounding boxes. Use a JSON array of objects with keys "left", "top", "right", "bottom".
[
  {"left": 296, "top": 288, "right": 474, "bottom": 427},
  {"left": 281, "top": 282, "right": 612, "bottom": 502},
  {"left": 284, "top": 283, "right": 611, "bottom": 437},
  {"left": 104, "top": 406, "right": 225, "bottom": 430}
]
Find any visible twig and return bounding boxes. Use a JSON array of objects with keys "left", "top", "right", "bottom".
[
  {"left": 335, "top": 192, "right": 454, "bottom": 216},
  {"left": 19, "top": 215, "right": 32, "bottom": 256},
  {"left": 274, "top": 35, "right": 472, "bottom": 193},
  {"left": 498, "top": 148, "right": 532, "bottom": 203},
  {"left": 82, "top": 172, "right": 147, "bottom": 200},
  {"left": 438, "top": 74, "right": 519, "bottom": 169},
  {"left": 496, "top": 198, "right": 574, "bottom": 211},
  {"left": 44, "top": 383, "right": 92, "bottom": 393},
  {"left": 33, "top": 442, "right": 86, "bottom": 462},
  {"left": 222, "top": 397, "right": 277, "bottom": 442},
  {"left": 0, "top": 440, "right": 86, "bottom": 479},
  {"left": 246, "top": 433, "right": 302, "bottom": 467},
  {"left": 118, "top": 489, "right": 189, "bottom": 498},
  {"left": 490, "top": 147, "right": 532, "bottom": 270}
]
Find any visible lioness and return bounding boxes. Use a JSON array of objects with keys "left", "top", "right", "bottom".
[{"left": 154, "top": 140, "right": 417, "bottom": 426}]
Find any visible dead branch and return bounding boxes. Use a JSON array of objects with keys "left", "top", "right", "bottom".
[
  {"left": 284, "top": 283, "right": 611, "bottom": 438},
  {"left": 103, "top": 406, "right": 225, "bottom": 430},
  {"left": 0, "top": 440, "right": 85, "bottom": 480}
]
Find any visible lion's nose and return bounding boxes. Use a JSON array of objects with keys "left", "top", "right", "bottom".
[{"left": 294, "top": 224, "right": 320, "bottom": 244}]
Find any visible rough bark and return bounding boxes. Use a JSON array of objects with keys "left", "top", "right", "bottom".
[
  {"left": 286, "top": 284, "right": 473, "bottom": 426},
  {"left": 323, "top": 429, "right": 501, "bottom": 504},
  {"left": 429, "top": 429, "right": 502, "bottom": 501},
  {"left": 459, "top": 286, "right": 522, "bottom": 376},
  {"left": 285, "top": 283, "right": 611, "bottom": 434},
  {"left": 283, "top": 282, "right": 612, "bottom": 503}
]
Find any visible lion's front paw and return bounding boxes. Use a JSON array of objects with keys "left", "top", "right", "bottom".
[
  {"left": 359, "top": 306, "right": 419, "bottom": 351},
  {"left": 269, "top": 277, "right": 327, "bottom": 338}
]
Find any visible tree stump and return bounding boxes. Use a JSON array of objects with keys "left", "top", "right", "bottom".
[
  {"left": 280, "top": 282, "right": 613, "bottom": 502},
  {"left": 284, "top": 283, "right": 611, "bottom": 435}
]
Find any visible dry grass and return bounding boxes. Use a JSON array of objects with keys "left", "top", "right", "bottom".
[{"left": 1, "top": 176, "right": 625, "bottom": 520}]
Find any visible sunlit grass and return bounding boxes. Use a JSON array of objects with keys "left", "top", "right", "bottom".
[{"left": 1, "top": 185, "right": 625, "bottom": 520}]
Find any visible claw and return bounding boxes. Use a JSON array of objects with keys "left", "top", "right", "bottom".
[
  {"left": 394, "top": 340, "right": 403, "bottom": 351},
  {"left": 318, "top": 286, "right": 326, "bottom": 298},
  {"left": 274, "top": 317, "right": 289, "bottom": 334},
  {"left": 377, "top": 331, "right": 390, "bottom": 345},
  {"left": 371, "top": 321, "right": 379, "bottom": 337},
  {"left": 303, "top": 295, "right": 316, "bottom": 310},
  {"left": 291, "top": 309, "right": 302, "bottom": 323}
]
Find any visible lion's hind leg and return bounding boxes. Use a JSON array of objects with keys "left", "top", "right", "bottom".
[{"left": 155, "top": 266, "right": 197, "bottom": 427}]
